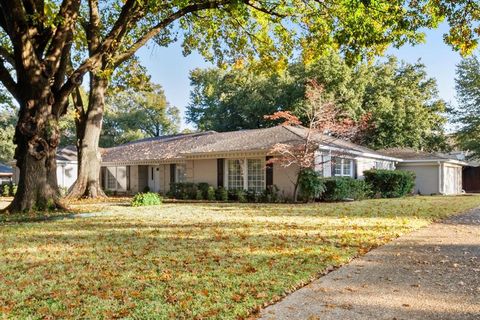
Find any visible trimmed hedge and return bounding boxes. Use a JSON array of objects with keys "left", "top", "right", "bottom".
[
  {"left": 364, "top": 169, "right": 415, "bottom": 198},
  {"left": 169, "top": 182, "right": 198, "bottom": 200},
  {"left": 131, "top": 192, "right": 163, "bottom": 207},
  {"left": 321, "top": 177, "right": 370, "bottom": 201},
  {"left": 168, "top": 182, "right": 280, "bottom": 202}
]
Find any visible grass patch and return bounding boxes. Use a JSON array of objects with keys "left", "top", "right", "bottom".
[{"left": 1, "top": 195, "right": 480, "bottom": 319}]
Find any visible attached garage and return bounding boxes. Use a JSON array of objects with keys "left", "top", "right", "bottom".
[
  {"left": 396, "top": 161, "right": 464, "bottom": 195},
  {"left": 380, "top": 148, "right": 467, "bottom": 195}
]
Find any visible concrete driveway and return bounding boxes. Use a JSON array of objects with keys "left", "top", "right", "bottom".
[{"left": 259, "top": 208, "right": 480, "bottom": 320}]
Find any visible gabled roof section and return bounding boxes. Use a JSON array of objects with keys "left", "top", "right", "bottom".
[
  {"left": 379, "top": 148, "right": 468, "bottom": 165},
  {"left": 102, "top": 125, "right": 398, "bottom": 164},
  {"left": 283, "top": 126, "right": 386, "bottom": 155},
  {"left": 185, "top": 126, "right": 303, "bottom": 154},
  {"left": 101, "top": 131, "right": 217, "bottom": 163}
]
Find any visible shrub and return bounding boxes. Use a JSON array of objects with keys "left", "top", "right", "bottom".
[
  {"left": 197, "top": 182, "right": 210, "bottom": 199},
  {"left": 131, "top": 192, "right": 162, "bottom": 207},
  {"left": 215, "top": 187, "right": 228, "bottom": 201},
  {"left": 10, "top": 184, "right": 17, "bottom": 196},
  {"left": 2, "top": 184, "right": 9, "bottom": 197},
  {"left": 364, "top": 169, "right": 415, "bottom": 198},
  {"left": 298, "top": 168, "right": 325, "bottom": 202},
  {"left": 170, "top": 182, "right": 198, "bottom": 200},
  {"left": 207, "top": 186, "right": 216, "bottom": 201},
  {"left": 143, "top": 186, "right": 150, "bottom": 193},
  {"left": 236, "top": 190, "right": 247, "bottom": 203},
  {"left": 322, "top": 177, "right": 370, "bottom": 201},
  {"left": 245, "top": 190, "right": 261, "bottom": 203},
  {"left": 260, "top": 185, "right": 280, "bottom": 203},
  {"left": 195, "top": 189, "right": 204, "bottom": 200}
]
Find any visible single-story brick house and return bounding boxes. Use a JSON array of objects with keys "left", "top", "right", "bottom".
[
  {"left": 379, "top": 148, "right": 467, "bottom": 195},
  {"left": 100, "top": 125, "right": 401, "bottom": 199}
]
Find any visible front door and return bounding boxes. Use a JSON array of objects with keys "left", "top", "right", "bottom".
[{"left": 148, "top": 166, "right": 161, "bottom": 192}]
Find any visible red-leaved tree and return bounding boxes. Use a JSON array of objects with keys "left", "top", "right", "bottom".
[{"left": 265, "top": 80, "right": 370, "bottom": 201}]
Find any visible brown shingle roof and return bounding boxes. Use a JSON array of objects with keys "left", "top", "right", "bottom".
[
  {"left": 57, "top": 146, "right": 78, "bottom": 162},
  {"left": 378, "top": 148, "right": 456, "bottom": 161},
  {"left": 101, "top": 126, "right": 395, "bottom": 163},
  {"left": 101, "top": 132, "right": 217, "bottom": 163}
]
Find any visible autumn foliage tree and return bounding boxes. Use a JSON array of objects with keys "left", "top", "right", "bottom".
[{"left": 265, "top": 80, "right": 368, "bottom": 201}]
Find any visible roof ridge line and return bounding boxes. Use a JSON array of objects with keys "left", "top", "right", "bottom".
[{"left": 281, "top": 125, "right": 308, "bottom": 139}]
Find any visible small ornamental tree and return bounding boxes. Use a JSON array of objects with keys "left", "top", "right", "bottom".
[{"left": 265, "top": 80, "right": 368, "bottom": 201}]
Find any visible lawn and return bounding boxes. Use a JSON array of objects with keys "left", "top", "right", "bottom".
[{"left": 1, "top": 195, "right": 480, "bottom": 319}]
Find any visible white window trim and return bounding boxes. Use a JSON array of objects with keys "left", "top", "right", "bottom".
[
  {"left": 333, "top": 158, "right": 354, "bottom": 177},
  {"left": 224, "top": 158, "right": 266, "bottom": 191}
]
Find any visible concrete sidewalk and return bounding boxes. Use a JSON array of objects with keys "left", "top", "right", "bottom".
[{"left": 259, "top": 208, "right": 480, "bottom": 320}]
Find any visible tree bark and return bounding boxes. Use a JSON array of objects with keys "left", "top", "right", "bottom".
[
  {"left": 3, "top": 82, "right": 64, "bottom": 213},
  {"left": 66, "top": 75, "right": 107, "bottom": 199}
]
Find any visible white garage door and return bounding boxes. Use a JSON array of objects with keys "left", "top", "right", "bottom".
[{"left": 444, "top": 166, "right": 460, "bottom": 195}]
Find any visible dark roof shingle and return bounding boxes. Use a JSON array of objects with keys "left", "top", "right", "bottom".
[{"left": 102, "top": 126, "right": 395, "bottom": 163}]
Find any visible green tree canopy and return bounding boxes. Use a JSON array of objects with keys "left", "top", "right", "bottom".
[
  {"left": 452, "top": 52, "right": 480, "bottom": 158},
  {"left": 187, "top": 54, "right": 448, "bottom": 151},
  {"left": 101, "top": 83, "right": 180, "bottom": 147},
  {"left": 0, "top": 88, "right": 15, "bottom": 163}
]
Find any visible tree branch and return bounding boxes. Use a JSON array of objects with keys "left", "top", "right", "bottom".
[
  {"left": 0, "top": 46, "right": 14, "bottom": 66},
  {"left": 0, "top": 58, "right": 18, "bottom": 100},
  {"left": 113, "top": 0, "right": 232, "bottom": 68},
  {"left": 245, "top": 1, "right": 286, "bottom": 18},
  {"left": 45, "top": 0, "right": 80, "bottom": 76},
  {"left": 86, "top": 0, "right": 101, "bottom": 54}
]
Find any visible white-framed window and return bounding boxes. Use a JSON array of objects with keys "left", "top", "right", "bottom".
[
  {"left": 374, "top": 161, "right": 394, "bottom": 170},
  {"left": 176, "top": 164, "right": 187, "bottom": 182},
  {"left": 106, "top": 167, "right": 117, "bottom": 190},
  {"left": 227, "top": 159, "right": 244, "bottom": 190},
  {"left": 247, "top": 159, "right": 265, "bottom": 192},
  {"left": 226, "top": 158, "right": 265, "bottom": 191},
  {"left": 333, "top": 157, "right": 354, "bottom": 177}
]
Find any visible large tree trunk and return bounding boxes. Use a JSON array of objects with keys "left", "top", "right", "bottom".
[
  {"left": 67, "top": 75, "right": 107, "bottom": 199},
  {"left": 3, "top": 83, "right": 64, "bottom": 213}
]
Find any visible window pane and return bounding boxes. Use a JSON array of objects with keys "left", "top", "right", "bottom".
[
  {"left": 228, "top": 160, "right": 244, "bottom": 190},
  {"left": 343, "top": 160, "right": 351, "bottom": 176},
  {"left": 247, "top": 159, "right": 265, "bottom": 192},
  {"left": 176, "top": 164, "right": 187, "bottom": 182},
  {"left": 107, "top": 167, "right": 116, "bottom": 190},
  {"left": 333, "top": 158, "right": 342, "bottom": 176}
]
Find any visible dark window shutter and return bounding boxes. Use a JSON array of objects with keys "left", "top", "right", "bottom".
[
  {"left": 217, "top": 158, "right": 224, "bottom": 187},
  {"left": 170, "top": 164, "right": 176, "bottom": 184},
  {"left": 266, "top": 156, "right": 273, "bottom": 187},
  {"left": 353, "top": 159, "right": 357, "bottom": 179},
  {"left": 126, "top": 166, "right": 131, "bottom": 191}
]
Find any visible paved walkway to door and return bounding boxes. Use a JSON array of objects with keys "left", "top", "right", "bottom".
[{"left": 259, "top": 208, "right": 480, "bottom": 320}]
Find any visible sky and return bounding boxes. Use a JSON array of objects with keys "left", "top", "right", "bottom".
[{"left": 136, "top": 23, "right": 464, "bottom": 130}]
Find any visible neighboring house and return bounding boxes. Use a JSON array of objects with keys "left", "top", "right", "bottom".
[
  {"left": 100, "top": 125, "right": 400, "bottom": 198},
  {"left": 380, "top": 148, "right": 467, "bottom": 195},
  {"left": 12, "top": 146, "right": 78, "bottom": 190},
  {"left": 0, "top": 163, "right": 13, "bottom": 185}
]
